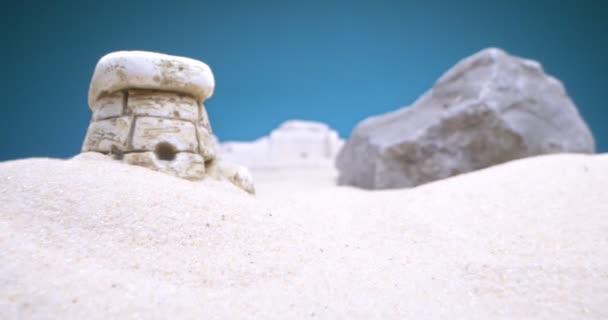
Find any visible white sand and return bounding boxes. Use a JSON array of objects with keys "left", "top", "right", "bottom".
[{"left": 1, "top": 153, "right": 607, "bottom": 319}]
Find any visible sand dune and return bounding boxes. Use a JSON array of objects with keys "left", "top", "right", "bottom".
[{"left": 1, "top": 153, "right": 607, "bottom": 319}]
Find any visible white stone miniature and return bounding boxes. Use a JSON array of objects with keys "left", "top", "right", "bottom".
[
  {"left": 219, "top": 120, "right": 344, "bottom": 169},
  {"left": 82, "top": 51, "right": 254, "bottom": 194}
]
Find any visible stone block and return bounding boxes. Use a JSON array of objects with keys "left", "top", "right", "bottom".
[
  {"left": 127, "top": 90, "right": 198, "bottom": 121},
  {"left": 131, "top": 117, "right": 198, "bottom": 152},
  {"left": 82, "top": 116, "right": 131, "bottom": 153},
  {"left": 88, "top": 51, "right": 215, "bottom": 106},
  {"left": 92, "top": 92, "right": 124, "bottom": 120}
]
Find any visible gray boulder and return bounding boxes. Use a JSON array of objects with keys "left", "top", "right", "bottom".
[{"left": 336, "top": 48, "right": 595, "bottom": 189}]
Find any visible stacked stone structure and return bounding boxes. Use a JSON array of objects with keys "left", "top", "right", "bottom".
[{"left": 82, "top": 51, "right": 218, "bottom": 180}]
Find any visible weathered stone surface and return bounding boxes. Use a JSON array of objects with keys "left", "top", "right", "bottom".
[
  {"left": 198, "top": 103, "right": 212, "bottom": 131},
  {"left": 81, "top": 51, "right": 223, "bottom": 185},
  {"left": 127, "top": 89, "right": 199, "bottom": 122},
  {"left": 219, "top": 120, "right": 344, "bottom": 169},
  {"left": 92, "top": 92, "right": 124, "bottom": 120},
  {"left": 131, "top": 117, "right": 198, "bottom": 152},
  {"left": 221, "top": 164, "right": 255, "bottom": 194},
  {"left": 336, "top": 48, "right": 595, "bottom": 189},
  {"left": 88, "top": 51, "right": 215, "bottom": 106},
  {"left": 123, "top": 152, "right": 206, "bottom": 181},
  {"left": 195, "top": 104, "right": 214, "bottom": 158},
  {"left": 82, "top": 116, "right": 131, "bottom": 153},
  {"left": 197, "top": 125, "right": 216, "bottom": 161}
]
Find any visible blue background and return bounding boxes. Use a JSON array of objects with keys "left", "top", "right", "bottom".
[{"left": 2, "top": 0, "right": 606, "bottom": 160}]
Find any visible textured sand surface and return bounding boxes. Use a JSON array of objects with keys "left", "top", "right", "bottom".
[{"left": 1, "top": 153, "right": 607, "bottom": 319}]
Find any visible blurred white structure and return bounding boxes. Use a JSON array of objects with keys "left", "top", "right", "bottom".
[{"left": 219, "top": 120, "right": 344, "bottom": 169}]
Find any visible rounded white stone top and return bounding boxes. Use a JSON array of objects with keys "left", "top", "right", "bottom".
[{"left": 88, "top": 51, "right": 215, "bottom": 107}]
